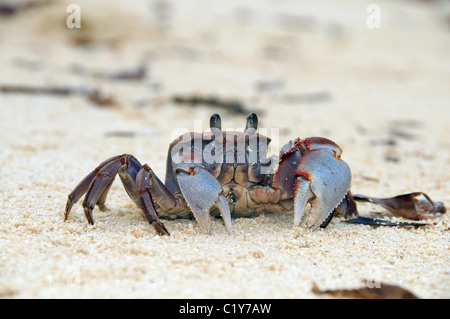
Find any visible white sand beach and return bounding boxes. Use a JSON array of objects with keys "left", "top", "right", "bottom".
[{"left": 0, "top": 0, "right": 449, "bottom": 298}]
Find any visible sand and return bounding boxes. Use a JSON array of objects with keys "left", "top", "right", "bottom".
[{"left": 0, "top": 0, "right": 449, "bottom": 299}]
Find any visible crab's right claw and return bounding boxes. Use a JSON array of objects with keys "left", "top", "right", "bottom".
[
  {"left": 293, "top": 148, "right": 351, "bottom": 230},
  {"left": 175, "top": 163, "right": 232, "bottom": 234}
]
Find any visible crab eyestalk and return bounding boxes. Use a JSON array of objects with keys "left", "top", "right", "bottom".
[
  {"left": 245, "top": 112, "right": 258, "bottom": 134},
  {"left": 210, "top": 113, "right": 222, "bottom": 132}
]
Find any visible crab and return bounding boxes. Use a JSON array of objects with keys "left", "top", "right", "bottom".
[{"left": 64, "top": 113, "right": 445, "bottom": 235}]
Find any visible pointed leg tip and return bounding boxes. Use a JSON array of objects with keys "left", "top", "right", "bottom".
[
  {"left": 64, "top": 199, "right": 74, "bottom": 221},
  {"left": 152, "top": 221, "right": 170, "bottom": 236},
  {"left": 158, "top": 222, "right": 170, "bottom": 236},
  {"left": 83, "top": 206, "right": 95, "bottom": 225}
]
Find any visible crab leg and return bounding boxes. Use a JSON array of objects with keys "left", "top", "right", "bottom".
[
  {"left": 135, "top": 165, "right": 170, "bottom": 235},
  {"left": 96, "top": 176, "right": 116, "bottom": 212},
  {"left": 293, "top": 148, "right": 351, "bottom": 229},
  {"left": 65, "top": 155, "right": 122, "bottom": 220},
  {"left": 82, "top": 157, "right": 125, "bottom": 224},
  {"left": 65, "top": 154, "right": 178, "bottom": 235}
]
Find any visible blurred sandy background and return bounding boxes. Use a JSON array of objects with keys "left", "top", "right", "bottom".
[{"left": 0, "top": 0, "right": 449, "bottom": 298}]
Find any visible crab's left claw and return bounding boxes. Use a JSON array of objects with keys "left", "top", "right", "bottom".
[
  {"left": 293, "top": 147, "right": 351, "bottom": 230},
  {"left": 175, "top": 163, "right": 232, "bottom": 234}
]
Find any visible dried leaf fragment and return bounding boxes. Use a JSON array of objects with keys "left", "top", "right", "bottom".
[
  {"left": 353, "top": 192, "right": 446, "bottom": 220},
  {"left": 312, "top": 282, "right": 418, "bottom": 299}
]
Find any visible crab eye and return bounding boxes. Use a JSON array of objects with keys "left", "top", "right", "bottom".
[
  {"left": 210, "top": 114, "right": 222, "bottom": 132},
  {"left": 245, "top": 112, "right": 258, "bottom": 131}
]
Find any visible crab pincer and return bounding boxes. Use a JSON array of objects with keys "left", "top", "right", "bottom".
[
  {"left": 292, "top": 138, "right": 352, "bottom": 229},
  {"left": 175, "top": 162, "right": 232, "bottom": 234}
]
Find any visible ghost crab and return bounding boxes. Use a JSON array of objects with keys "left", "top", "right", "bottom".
[{"left": 64, "top": 113, "right": 445, "bottom": 235}]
